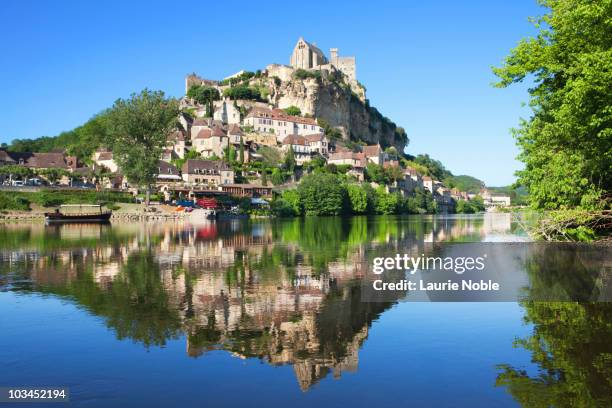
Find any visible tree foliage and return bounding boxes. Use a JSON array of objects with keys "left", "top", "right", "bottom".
[
  {"left": 493, "top": 0, "right": 611, "bottom": 210},
  {"left": 284, "top": 106, "right": 302, "bottom": 116},
  {"left": 105, "top": 89, "right": 179, "bottom": 204},
  {"left": 297, "top": 173, "right": 347, "bottom": 216},
  {"left": 187, "top": 85, "right": 220, "bottom": 117}
]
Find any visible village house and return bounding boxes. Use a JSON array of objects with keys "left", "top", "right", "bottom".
[
  {"left": 213, "top": 98, "right": 240, "bottom": 125},
  {"left": 227, "top": 124, "right": 243, "bottom": 146},
  {"left": 243, "top": 107, "right": 324, "bottom": 142},
  {"left": 181, "top": 159, "right": 234, "bottom": 187},
  {"left": 192, "top": 126, "right": 229, "bottom": 158},
  {"left": 303, "top": 133, "right": 329, "bottom": 155},
  {"left": 281, "top": 135, "right": 311, "bottom": 165},
  {"left": 189, "top": 118, "right": 219, "bottom": 140},
  {"left": 422, "top": 176, "right": 434, "bottom": 193},
  {"left": 156, "top": 160, "right": 181, "bottom": 183},
  {"left": 6, "top": 151, "right": 75, "bottom": 171},
  {"left": 397, "top": 168, "right": 422, "bottom": 195},
  {"left": 167, "top": 129, "right": 188, "bottom": 159},
  {"left": 362, "top": 145, "right": 384, "bottom": 165},
  {"left": 327, "top": 151, "right": 366, "bottom": 181},
  {"left": 479, "top": 189, "right": 511, "bottom": 207},
  {"left": 405, "top": 167, "right": 424, "bottom": 188},
  {"left": 92, "top": 149, "right": 119, "bottom": 173}
]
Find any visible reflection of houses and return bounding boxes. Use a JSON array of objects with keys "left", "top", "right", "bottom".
[{"left": 5, "top": 215, "right": 516, "bottom": 393}]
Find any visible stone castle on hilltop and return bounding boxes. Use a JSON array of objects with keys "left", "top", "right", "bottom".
[{"left": 290, "top": 37, "right": 356, "bottom": 81}]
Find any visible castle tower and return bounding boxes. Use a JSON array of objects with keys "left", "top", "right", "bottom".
[{"left": 329, "top": 48, "right": 338, "bottom": 65}]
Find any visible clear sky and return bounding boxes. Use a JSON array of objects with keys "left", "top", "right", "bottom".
[{"left": 0, "top": 0, "right": 542, "bottom": 186}]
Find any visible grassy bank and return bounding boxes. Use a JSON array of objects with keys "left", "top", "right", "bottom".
[{"left": 0, "top": 190, "right": 135, "bottom": 212}]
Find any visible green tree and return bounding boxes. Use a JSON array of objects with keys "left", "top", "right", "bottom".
[
  {"left": 261, "top": 169, "right": 268, "bottom": 186},
  {"left": 385, "top": 165, "right": 405, "bottom": 184},
  {"left": 297, "top": 173, "right": 347, "bottom": 216},
  {"left": 41, "top": 168, "right": 69, "bottom": 185},
  {"left": 347, "top": 184, "right": 368, "bottom": 214},
  {"left": 239, "top": 137, "right": 245, "bottom": 163},
  {"left": 365, "top": 163, "right": 387, "bottom": 184},
  {"left": 224, "top": 145, "right": 237, "bottom": 163},
  {"left": 271, "top": 168, "right": 284, "bottom": 185},
  {"left": 106, "top": 89, "right": 179, "bottom": 205},
  {"left": 281, "top": 189, "right": 302, "bottom": 215},
  {"left": 187, "top": 85, "right": 220, "bottom": 117},
  {"left": 493, "top": 0, "right": 611, "bottom": 210},
  {"left": 374, "top": 187, "right": 400, "bottom": 214},
  {"left": 414, "top": 154, "right": 451, "bottom": 181},
  {"left": 0, "top": 165, "right": 32, "bottom": 182},
  {"left": 284, "top": 147, "right": 296, "bottom": 173},
  {"left": 284, "top": 106, "right": 302, "bottom": 116}
]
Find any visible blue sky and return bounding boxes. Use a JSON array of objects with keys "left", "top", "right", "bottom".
[{"left": 0, "top": 0, "right": 542, "bottom": 186}]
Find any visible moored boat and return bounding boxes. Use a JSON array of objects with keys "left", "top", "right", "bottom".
[{"left": 45, "top": 204, "right": 112, "bottom": 223}]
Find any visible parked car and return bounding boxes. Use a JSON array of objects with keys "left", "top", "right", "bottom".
[
  {"left": 71, "top": 182, "right": 96, "bottom": 189},
  {"left": 11, "top": 180, "right": 25, "bottom": 187},
  {"left": 26, "top": 178, "right": 47, "bottom": 186}
]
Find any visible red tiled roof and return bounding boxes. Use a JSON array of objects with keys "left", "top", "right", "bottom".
[
  {"left": 194, "top": 129, "right": 212, "bottom": 139},
  {"left": 303, "top": 133, "right": 325, "bottom": 142},
  {"left": 271, "top": 109, "right": 318, "bottom": 125},
  {"left": 228, "top": 124, "right": 243, "bottom": 135},
  {"left": 168, "top": 130, "right": 186, "bottom": 141},
  {"left": 97, "top": 152, "right": 113, "bottom": 161},
  {"left": 212, "top": 126, "right": 227, "bottom": 137},
  {"left": 246, "top": 107, "right": 273, "bottom": 119},
  {"left": 192, "top": 118, "right": 210, "bottom": 126},
  {"left": 10, "top": 152, "right": 69, "bottom": 169},
  {"left": 282, "top": 134, "right": 307, "bottom": 145},
  {"left": 362, "top": 145, "right": 382, "bottom": 157}
]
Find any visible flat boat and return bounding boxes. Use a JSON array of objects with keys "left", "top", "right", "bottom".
[{"left": 45, "top": 204, "right": 112, "bottom": 223}]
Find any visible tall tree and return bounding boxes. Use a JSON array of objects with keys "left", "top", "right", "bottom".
[
  {"left": 239, "top": 137, "right": 245, "bottom": 163},
  {"left": 493, "top": 0, "right": 611, "bottom": 210},
  {"left": 106, "top": 89, "right": 179, "bottom": 205},
  {"left": 284, "top": 146, "right": 296, "bottom": 173}
]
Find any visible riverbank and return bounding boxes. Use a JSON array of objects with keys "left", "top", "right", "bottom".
[{"left": 0, "top": 202, "right": 188, "bottom": 222}]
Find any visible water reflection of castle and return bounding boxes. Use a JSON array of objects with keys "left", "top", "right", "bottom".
[{"left": 1, "top": 214, "right": 515, "bottom": 390}]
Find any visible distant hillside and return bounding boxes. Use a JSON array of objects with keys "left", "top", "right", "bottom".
[
  {"left": 5, "top": 112, "right": 109, "bottom": 163},
  {"left": 443, "top": 175, "right": 485, "bottom": 194}
]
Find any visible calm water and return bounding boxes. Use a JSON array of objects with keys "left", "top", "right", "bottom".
[{"left": 0, "top": 214, "right": 610, "bottom": 407}]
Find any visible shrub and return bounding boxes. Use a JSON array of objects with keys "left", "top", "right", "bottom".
[
  {"left": 0, "top": 193, "right": 30, "bottom": 211},
  {"left": 293, "top": 69, "right": 321, "bottom": 80},
  {"left": 284, "top": 106, "right": 301, "bottom": 116}
]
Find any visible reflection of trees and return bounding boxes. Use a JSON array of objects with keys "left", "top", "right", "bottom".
[
  {"left": 496, "top": 245, "right": 611, "bottom": 407},
  {"left": 496, "top": 302, "right": 612, "bottom": 407},
  {"left": 521, "top": 244, "right": 608, "bottom": 301},
  {"left": 35, "top": 251, "right": 183, "bottom": 347}
]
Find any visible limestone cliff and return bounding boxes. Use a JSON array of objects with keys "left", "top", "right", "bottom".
[{"left": 261, "top": 65, "right": 408, "bottom": 152}]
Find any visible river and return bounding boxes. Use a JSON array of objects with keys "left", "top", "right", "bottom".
[{"left": 0, "top": 214, "right": 610, "bottom": 407}]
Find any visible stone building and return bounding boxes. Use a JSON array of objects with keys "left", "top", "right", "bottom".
[
  {"left": 181, "top": 159, "right": 234, "bottom": 186},
  {"left": 289, "top": 37, "right": 356, "bottom": 81},
  {"left": 281, "top": 135, "right": 311, "bottom": 166},
  {"left": 213, "top": 98, "right": 240, "bottom": 125},
  {"left": 243, "top": 107, "right": 324, "bottom": 142},
  {"left": 290, "top": 37, "right": 328, "bottom": 70}
]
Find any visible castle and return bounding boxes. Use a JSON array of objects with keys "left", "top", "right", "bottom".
[{"left": 289, "top": 37, "right": 356, "bottom": 81}]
